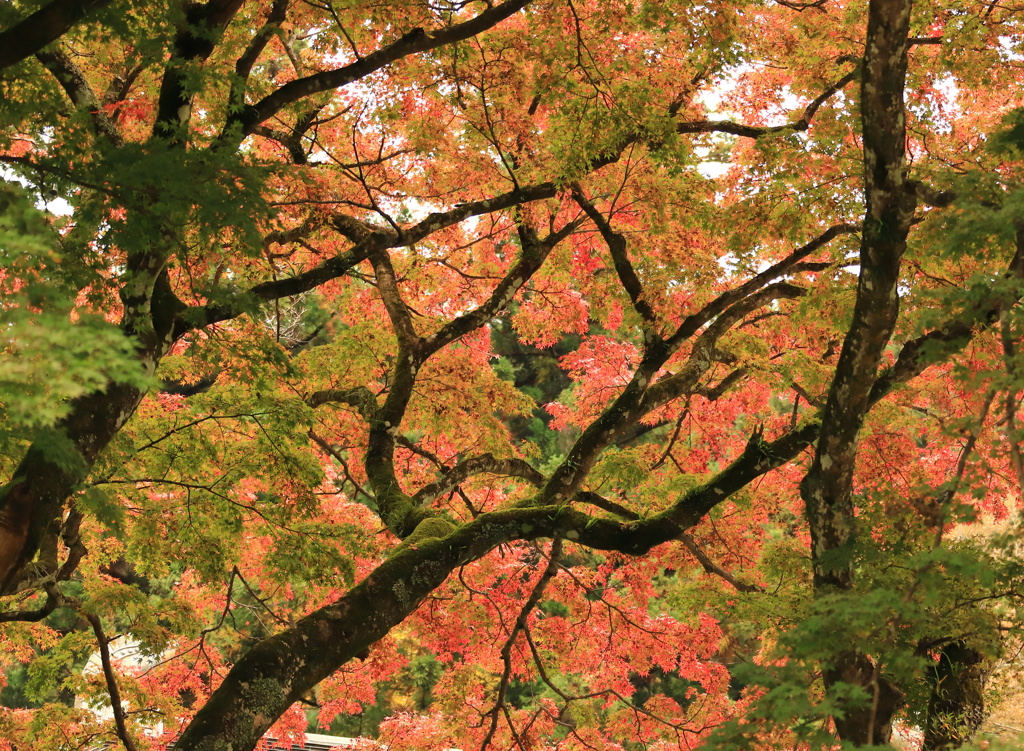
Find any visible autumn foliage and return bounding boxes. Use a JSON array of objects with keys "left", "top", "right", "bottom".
[{"left": 3, "top": 0, "right": 1024, "bottom": 749}]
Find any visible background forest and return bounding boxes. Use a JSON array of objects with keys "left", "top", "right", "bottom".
[{"left": 3, "top": 0, "right": 1024, "bottom": 749}]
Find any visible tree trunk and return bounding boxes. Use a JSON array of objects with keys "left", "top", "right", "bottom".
[
  {"left": 798, "top": 0, "right": 917, "bottom": 741},
  {"left": 826, "top": 652, "right": 904, "bottom": 745},
  {"left": 923, "top": 642, "right": 988, "bottom": 751}
]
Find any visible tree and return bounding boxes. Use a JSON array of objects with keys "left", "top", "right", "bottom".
[{"left": 2, "top": 0, "right": 1024, "bottom": 748}]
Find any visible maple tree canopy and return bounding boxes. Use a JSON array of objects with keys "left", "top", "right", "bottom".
[{"left": 2, "top": 0, "right": 1024, "bottom": 749}]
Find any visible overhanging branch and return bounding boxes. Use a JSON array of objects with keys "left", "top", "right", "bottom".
[
  {"left": 0, "top": 0, "right": 112, "bottom": 70},
  {"left": 221, "top": 0, "right": 533, "bottom": 142}
]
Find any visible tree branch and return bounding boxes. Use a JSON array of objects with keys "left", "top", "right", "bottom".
[
  {"left": 307, "top": 386, "right": 379, "bottom": 421},
  {"left": 572, "top": 187, "right": 658, "bottom": 325},
  {"left": 85, "top": 612, "right": 140, "bottom": 751},
  {"left": 153, "top": 0, "right": 247, "bottom": 141},
  {"left": 0, "top": 0, "right": 112, "bottom": 70},
  {"left": 228, "top": 0, "right": 290, "bottom": 115},
  {"left": 644, "top": 283, "right": 805, "bottom": 410},
  {"left": 36, "top": 47, "right": 124, "bottom": 146},
  {"left": 799, "top": 0, "right": 915, "bottom": 741},
  {"left": 412, "top": 455, "right": 545, "bottom": 505},
  {"left": 665, "top": 223, "right": 858, "bottom": 351},
  {"left": 678, "top": 532, "right": 765, "bottom": 593},
  {"left": 220, "top": 0, "right": 533, "bottom": 142},
  {"left": 183, "top": 182, "right": 561, "bottom": 333},
  {"left": 480, "top": 538, "right": 562, "bottom": 751},
  {"left": 675, "top": 69, "right": 857, "bottom": 139},
  {"left": 368, "top": 247, "right": 420, "bottom": 349},
  {"left": 423, "top": 216, "right": 578, "bottom": 355}
]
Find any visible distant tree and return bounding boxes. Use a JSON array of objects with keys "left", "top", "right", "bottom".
[{"left": 1, "top": 1, "right": 1024, "bottom": 749}]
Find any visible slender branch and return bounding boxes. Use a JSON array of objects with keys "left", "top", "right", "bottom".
[
  {"left": 85, "top": 612, "right": 140, "bottom": 751},
  {"left": 423, "top": 217, "right": 579, "bottom": 355},
  {"left": 229, "top": 0, "right": 290, "bottom": 113},
  {"left": 413, "top": 455, "right": 545, "bottom": 505},
  {"left": 643, "top": 283, "right": 806, "bottom": 412},
  {"left": 1000, "top": 311, "right": 1024, "bottom": 496},
  {"left": 480, "top": 538, "right": 562, "bottom": 751},
  {"left": 573, "top": 490, "right": 638, "bottom": 520},
  {"left": 221, "top": 0, "right": 533, "bottom": 142},
  {"left": 665, "top": 223, "right": 857, "bottom": 351},
  {"left": 871, "top": 235, "right": 1024, "bottom": 403},
  {"left": 184, "top": 182, "right": 562, "bottom": 333},
  {"left": 697, "top": 368, "right": 748, "bottom": 402},
  {"left": 678, "top": 533, "right": 764, "bottom": 593},
  {"left": 572, "top": 188, "right": 658, "bottom": 324},
  {"left": 310, "top": 431, "right": 373, "bottom": 501},
  {"left": 675, "top": 69, "right": 857, "bottom": 139}
]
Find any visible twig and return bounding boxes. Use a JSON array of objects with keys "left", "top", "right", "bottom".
[{"left": 479, "top": 538, "right": 563, "bottom": 751}]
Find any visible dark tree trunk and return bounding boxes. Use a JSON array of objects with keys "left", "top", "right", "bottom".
[
  {"left": 923, "top": 642, "right": 988, "bottom": 751},
  {"left": 797, "top": 0, "right": 917, "bottom": 741},
  {"left": 825, "top": 652, "right": 904, "bottom": 745}
]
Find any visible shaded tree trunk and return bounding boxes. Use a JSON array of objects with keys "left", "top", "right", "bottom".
[
  {"left": 924, "top": 642, "right": 988, "bottom": 751},
  {"left": 826, "top": 652, "right": 904, "bottom": 745}
]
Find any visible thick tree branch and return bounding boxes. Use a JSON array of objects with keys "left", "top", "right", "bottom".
[
  {"left": 0, "top": 582, "right": 64, "bottom": 623},
  {"left": 173, "top": 277, "right": 1007, "bottom": 750},
  {"left": 183, "top": 240, "right": 377, "bottom": 333},
  {"left": 35, "top": 47, "right": 124, "bottom": 146},
  {"left": 307, "top": 386, "right": 379, "bottom": 421},
  {"left": 801, "top": 0, "right": 915, "bottom": 592},
  {"left": 0, "top": 382, "right": 148, "bottom": 594},
  {"left": 0, "top": 0, "right": 112, "bottom": 70},
  {"left": 402, "top": 182, "right": 558, "bottom": 246},
  {"left": 153, "top": 0, "right": 247, "bottom": 141},
  {"left": 368, "top": 248, "right": 421, "bottom": 350},
  {"left": 799, "top": 0, "right": 915, "bottom": 742}
]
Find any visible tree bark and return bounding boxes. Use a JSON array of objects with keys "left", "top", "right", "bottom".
[
  {"left": 923, "top": 642, "right": 988, "bottom": 751},
  {"left": 0, "top": 0, "right": 112, "bottom": 70},
  {"left": 0, "top": 383, "right": 146, "bottom": 594},
  {"left": 798, "top": 0, "right": 916, "bottom": 742}
]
